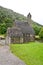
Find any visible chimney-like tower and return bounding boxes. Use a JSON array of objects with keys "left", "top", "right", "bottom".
[{"left": 27, "top": 12, "right": 32, "bottom": 25}]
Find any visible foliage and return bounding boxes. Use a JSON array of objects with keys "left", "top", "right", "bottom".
[
  {"left": 0, "top": 6, "right": 14, "bottom": 34},
  {"left": 32, "top": 21, "right": 41, "bottom": 35},
  {"left": 0, "top": 23, "right": 7, "bottom": 34},
  {"left": 0, "top": 6, "right": 42, "bottom": 34},
  {"left": 0, "top": 6, "right": 26, "bottom": 34},
  {"left": 4, "top": 18, "right": 13, "bottom": 27},
  {"left": 39, "top": 27, "right": 43, "bottom": 39},
  {"left": 10, "top": 42, "right": 43, "bottom": 65}
]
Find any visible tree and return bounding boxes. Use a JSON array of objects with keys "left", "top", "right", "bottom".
[
  {"left": 39, "top": 27, "right": 43, "bottom": 39},
  {"left": 4, "top": 18, "right": 13, "bottom": 27},
  {"left": 33, "top": 25, "right": 41, "bottom": 35},
  {"left": 0, "top": 23, "right": 7, "bottom": 34}
]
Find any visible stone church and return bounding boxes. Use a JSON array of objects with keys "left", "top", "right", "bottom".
[{"left": 5, "top": 13, "right": 35, "bottom": 44}]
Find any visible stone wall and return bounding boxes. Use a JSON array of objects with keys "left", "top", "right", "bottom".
[
  {"left": 5, "top": 36, "right": 11, "bottom": 45},
  {"left": 30, "top": 35, "right": 35, "bottom": 41},
  {"left": 11, "top": 37, "right": 23, "bottom": 43}
]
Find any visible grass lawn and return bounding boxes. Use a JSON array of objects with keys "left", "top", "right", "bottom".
[{"left": 10, "top": 42, "right": 43, "bottom": 65}]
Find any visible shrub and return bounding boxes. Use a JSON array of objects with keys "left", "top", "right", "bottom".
[{"left": 39, "top": 27, "right": 43, "bottom": 39}]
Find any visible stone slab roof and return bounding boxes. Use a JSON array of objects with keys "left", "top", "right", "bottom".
[
  {"left": 15, "top": 20, "right": 35, "bottom": 35},
  {"left": 7, "top": 20, "right": 35, "bottom": 37}
]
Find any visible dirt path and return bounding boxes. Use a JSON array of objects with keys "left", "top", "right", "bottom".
[{"left": 0, "top": 46, "right": 26, "bottom": 65}]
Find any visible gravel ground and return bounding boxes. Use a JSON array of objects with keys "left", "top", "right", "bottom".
[
  {"left": 0, "top": 46, "right": 26, "bottom": 65},
  {"left": 0, "top": 40, "right": 5, "bottom": 45}
]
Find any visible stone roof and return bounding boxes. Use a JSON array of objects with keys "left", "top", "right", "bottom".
[
  {"left": 7, "top": 20, "right": 35, "bottom": 37},
  {"left": 15, "top": 20, "right": 35, "bottom": 34}
]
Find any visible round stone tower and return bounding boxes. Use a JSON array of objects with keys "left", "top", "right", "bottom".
[{"left": 27, "top": 12, "right": 32, "bottom": 25}]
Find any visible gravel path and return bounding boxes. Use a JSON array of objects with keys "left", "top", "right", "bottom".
[
  {"left": 0, "top": 40, "right": 5, "bottom": 45},
  {"left": 0, "top": 46, "right": 26, "bottom": 65}
]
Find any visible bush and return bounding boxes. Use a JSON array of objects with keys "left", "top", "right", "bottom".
[
  {"left": 33, "top": 24, "right": 41, "bottom": 35},
  {"left": 39, "top": 27, "right": 43, "bottom": 39},
  {"left": 0, "top": 23, "right": 7, "bottom": 34}
]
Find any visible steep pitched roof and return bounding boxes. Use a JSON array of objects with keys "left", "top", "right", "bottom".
[
  {"left": 15, "top": 20, "right": 35, "bottom": 35},
  {"left": 7, "top": 20, "right": 35, "bottom": 37}
]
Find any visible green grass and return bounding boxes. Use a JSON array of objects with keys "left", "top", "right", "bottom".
[{"left": 10, "top": 42, "right": 43, "bottom": 65}]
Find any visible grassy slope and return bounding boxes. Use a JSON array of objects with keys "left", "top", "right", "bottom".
[
  {"left": 0, "top": 6, "right": 43, "bottom": 35},
  {"left": 0, "top": 6, "right": 42, "bottom": 27},
  {"left": 10, "top": 42, "right": 43, "bottom": 65}
]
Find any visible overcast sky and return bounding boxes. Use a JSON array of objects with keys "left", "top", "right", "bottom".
[{"left": 0, "top": 0, "right": 43, "bottom": 25}]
